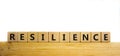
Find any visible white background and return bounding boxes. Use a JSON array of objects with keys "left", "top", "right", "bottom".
[{"left": 0, "top": 0, "right": 119, "bottom": 42}]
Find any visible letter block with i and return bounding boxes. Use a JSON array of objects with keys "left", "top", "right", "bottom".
[
  {"left": 38, "top": 32, "right": 48, "bottom": 42},
  {"left": 49, "top": 32, "right": 59, "bottom": 42},
  {"left": 60, "top": 32, "right": 69, "bottom": 42},
  {"left": 8, "top": 32, "right": 18, "bottom": 42}
]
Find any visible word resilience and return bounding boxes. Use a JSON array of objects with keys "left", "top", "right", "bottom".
[{"left": 8, "top": 32, "right": 110, "bottom": 43}]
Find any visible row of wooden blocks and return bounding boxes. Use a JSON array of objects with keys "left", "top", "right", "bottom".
[{"left": 8, "top": 32, "right": 110, "bottom": 43}]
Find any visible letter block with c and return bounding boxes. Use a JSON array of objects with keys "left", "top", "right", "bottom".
[{"left": 91, "top": 32, "right": 101, "bottom": 42}]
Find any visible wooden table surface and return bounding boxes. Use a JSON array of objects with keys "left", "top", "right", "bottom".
[{"left": 0, "top": 42, "right": 120, "bottom": 56}]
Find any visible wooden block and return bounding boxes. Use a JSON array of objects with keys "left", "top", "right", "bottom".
[
  {"left": 38, "top": 32, "right": 48, "bottom": 42},
  {"left": 91, "top": 32, "right": 101, "bottom": 42},
  {"left": 8, "top": 32, "right": 18, "bottom": 42},
  {"left": 70, "top": 32, "right": 80, "bottom": 42},
  {"left": 18, "top": 32, "right": 27, "bottom": 42},
  {"left": 101, "top": 32, "right": 110, "bottom": 42},
  {"left": 28, "top": 32, "right": 38, "bottom": 42},
  {"left": 48, "top": 32, "right": 59, "bottom": 42},
  {"left": 60, "top": 32, "right": 69, "bottom": 42},
  {"left": 81, "top": 32, "right": 90, "bottom": 42}
]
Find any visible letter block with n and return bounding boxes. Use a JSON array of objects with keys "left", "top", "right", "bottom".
[
  {"left": 8, "top": 32, "right": 18, "bottom": 42},
  {"left": 81, "top": 32, "right": 90, "bottom": 42}
]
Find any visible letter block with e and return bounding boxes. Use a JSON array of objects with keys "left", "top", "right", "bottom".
[
  {"left": 101, "top": 32, "right": 110, "bottom": 42},
  {"left": 18, "top": 32, "right": 27, "bottom": 42},
  {"left": 70, "top": 32, "right": 80, "bottom": 42}
]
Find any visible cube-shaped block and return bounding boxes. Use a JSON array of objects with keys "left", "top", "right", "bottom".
[
  {"left": 70, "top": 32, "right": 80, "bottom": 42},
  {"left": 8, "top": 32, "right": 18, "bottom": 42},
  {"left": 60, "top": 32, "right": 69, "bottom": 42},
  {"left": 91, "top": 32, "right": 101, "bottom": 42},
  {"left": 28, "top": 32, "right": 38, "bottom": 42},
  {"left": 38, "top": 32, "right": 48, "bottom": 42},
  {"left": 48, "top": 32, "right": 59, "bottom": 42},
  {"left": 81, "top": 32, "right": 90, "bottom": 42},
  {"left": 18, "top": 32, "right": 27, "bottom": 42},
  {"left": 101, "top": 32, "right": 110, "bottom": 42}
]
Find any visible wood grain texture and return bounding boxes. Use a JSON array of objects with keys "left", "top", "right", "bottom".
[{"left": 0, "top": 42, "right": 120, "bottom": 56}]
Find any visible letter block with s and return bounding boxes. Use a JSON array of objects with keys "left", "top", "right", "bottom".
[{"left": 28, "top": 32, "right": 38, "bottom": 42}]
